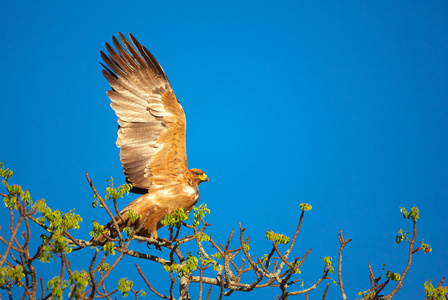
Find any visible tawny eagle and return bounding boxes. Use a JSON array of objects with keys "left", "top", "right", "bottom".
[{"left": 94, "top": 33, "right": 209, "bottom": 243}]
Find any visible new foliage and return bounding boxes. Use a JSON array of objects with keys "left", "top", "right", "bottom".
[{"left": 0, "top": 163, "right": 444, "bottom": 300}]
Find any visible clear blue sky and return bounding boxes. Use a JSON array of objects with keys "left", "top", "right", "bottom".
[{"left": 1, "top": 1, "right": 447, "bottom": 299}]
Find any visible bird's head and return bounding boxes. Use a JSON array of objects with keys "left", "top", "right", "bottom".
[{"left": 189, "top": 168, "right": 209, "bottom": 185}]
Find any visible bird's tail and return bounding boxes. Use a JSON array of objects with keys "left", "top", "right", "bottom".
[{"left": 91, "top": 212, "right": 129, "bottom": 245}]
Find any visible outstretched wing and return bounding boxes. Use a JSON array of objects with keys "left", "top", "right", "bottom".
[{"left": 101, "top": 32, "right": 189, "bottom": 193}]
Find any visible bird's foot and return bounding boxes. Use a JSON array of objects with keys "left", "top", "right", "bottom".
[
  {"left": 145, "top": 242, "right": 162, "bottom": 251},
  {"left": 145, "top": 237, "right": 163, "bottom": 252}
]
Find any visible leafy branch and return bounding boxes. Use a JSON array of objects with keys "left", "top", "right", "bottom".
[{"left": 0, "top": 162, "right": 439, "bottom": 299}]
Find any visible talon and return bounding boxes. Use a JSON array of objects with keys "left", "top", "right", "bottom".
[{"left": 146, "top": 240, "right": 162, "bottom": 252}]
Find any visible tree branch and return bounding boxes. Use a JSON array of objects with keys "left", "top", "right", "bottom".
[{"left": 338, "top": 230, "right": 351, "bottom": 300}]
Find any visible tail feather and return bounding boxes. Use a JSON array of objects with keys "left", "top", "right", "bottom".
[{"left": 91, "top": 212, "right": 129, "bottom": 244}]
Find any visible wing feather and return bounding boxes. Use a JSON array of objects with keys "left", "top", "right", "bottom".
[
  {"left": 102, "top": 33, "right": 189, "bottom": 193},
  {"left": 118, "top": 32, "right": 148, "bottom": 69},
  {"left": 111, "top": 36, "right": 140, "bottom": 71}
]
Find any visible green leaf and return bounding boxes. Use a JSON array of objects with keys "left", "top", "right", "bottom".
[
  {"left": 323, "top": 256, "right": 334, "bottom": 274},
  {"left": 118, "top": 278, "right": 133, "bottom": 297},
  {"left": 127, "top": 209, "right": 141, "bottom": 222},
  {"left": 186, "top": 252, "right": 199, "bottom": 273},
  {"left": 0, "top": 265, "right": 25, "bottom": 286},
  {"left": 386, "top": 270, "right": 401, "bottom": 281},
  {"left": 103, "top": 242, "right": 115, "bottom": 256},
  {"left": 288, "top": 261, "right": 301, "bottom": 274},
  {"left": 0, "top": 163, "right": 13, "bottom": 179},
  {"left": 421, "top": 240, "right": 432, "bottom": 253},
  {"left": 90, "top": 220, "right": 110, "bottom": 238},
  {"left": 68, "top": 270, "right": 89, "bottom": 299},
  {"left": 265, "top": 229, "right": 290, "bottom": 245},
  {"left": 424, "top": 280, "right": 448, "bottom": 300},
  {"left": 399, "top": 206, "right": 419, "bottom": 221},
  {"left": 299, "top": 203, "right": 312, "bottom": 212},
  {"left": 47, "top": 276, "right": 64, "bottom": 300},
  {"left": 395, "top": 228, "right": 407, "bottom": 244},
  {"left": 99, "top": 262, "right": 109, "bottom": 271},
  {"left": 104, "top": 178, "right": 132, "bottom": 201},
  {"left": 160, "top": 208, "right": 189, "bottom": 228},
  {"left": 36, "top": 204, "right": 83, "bottom": 234},
  {"left": 192, "top": 203, "right": 210, "bottom": 227},
  {"left": 195, "top": 232, "right": 210, "bottom": 242}
]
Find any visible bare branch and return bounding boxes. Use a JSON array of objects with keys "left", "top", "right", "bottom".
[
  {"left": 322, "top": 282, "right": 330, "bottom": 300},
  {"left": 338, "top": 230, "right": 351, "bottom": 300},
  {"left": 206, "top": 285, "right": 213, "bottom": 300},
  {"left": 286, "top": 269, "right": 329, "bottom": 296},
  {"left": 136, "top": 264, "right": 169, "bottom": 299},
  {"left": 0, "top": 209, "right": 24, "bottom": 268},
  {"left": 169, "top": 272, "right": 175, "bottom": 300},
  {"left": 284, "top": 210, "right": 305, "bottom": 260}
]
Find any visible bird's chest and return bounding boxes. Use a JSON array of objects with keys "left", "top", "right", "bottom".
[
  {"left": 179, "top": 184, "right": 199, "bottom": 206},
  {"left": 163, "top": 184, "right": 199, "bottom": 212}
]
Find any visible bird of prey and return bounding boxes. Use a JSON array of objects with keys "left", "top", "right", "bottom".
[{"left": 94, "top": 33, "right": 209, "bottom": 243}]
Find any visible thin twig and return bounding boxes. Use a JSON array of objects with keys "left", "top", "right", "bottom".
[
  {"left": 0, "top": 210, "right": 24, "bottom": 268},
  {"left": 169, "top": 272, "right": 175, "bottom": 300},
  {"left": 217, "top": 274, "right": 224, "bottom": 300},
  {"left": 135, "top": 264, "right": 169, "bottom": 299},
  {"left": 338, "top": 230, "right": 351, "bottom": 300},
  {"left": 322, "top": 283, "right": 330, "bottom": 300},
  {"left": 383, "top": 220, "right": 418, "bottom": 299},
  {"left": 206, "top": 285, "right": 213, "bottom": 300},
  {"left": 85, "top": 172, "right": 123, "bottom": 242}
]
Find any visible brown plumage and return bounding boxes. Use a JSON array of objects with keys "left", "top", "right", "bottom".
[{"left": 94, "top": 33, "right": 209, "bottom": 243}]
